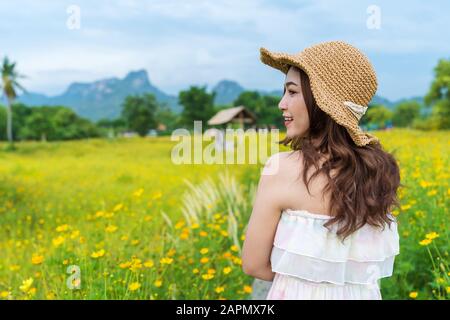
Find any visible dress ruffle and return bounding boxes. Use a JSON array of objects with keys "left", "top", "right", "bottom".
[{"left": 270, "top": 209, "right": 400, "bottom": 286}]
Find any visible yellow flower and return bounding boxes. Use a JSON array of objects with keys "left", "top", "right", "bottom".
[
  {"left": 400, "top": 204, "right": 411, "bottom": 211},
  {"left": 200, "top": 248, "right": 209, "bottom": 255},
  {"left": 128, "top": 282, "right": 141, "bottom": 291},
  {"left": 52, "top": 236, "right": 65, "bottom": 247},
  {"left": 419, "top": 238, "right": 432, "bottom": 246},
  {"left": 230, "top": 245, "right": 239, "bottom": 252},
  {"left": 446, "top": 287, "right": 450, "bottom": 294},
  {"left": 9, "top": 264, "right": 21, "bottom": 272},
  {"left": 0, "top": 291, "right": 11, "bottom": 298},
  {"left": 191, "top": 223, "right": 199, "bottom": 229},
  {"left": 20, "top": 278, "right": 34, "bottom": 293},
  {"left": 167, "top": 248, "right": 176, "bottom": 257},
  {"left": 223, "top": 267, "right": 232, "bottom": 274},
  {"left": 409, "top": 291, "right": 418, "bottom": 299},
  {"left": 133, "top": 188, "right": 144, "bottom": 197},
  {"left": 119, "top": 261, "right": 132, "bottom": 269},
  {"left": 200, "top": 257, "right": 209, "bottom": 264},
  {"left": 105, "top": 225, "right": 118, "bottom": 233},
  {"left": 215, "top": 286, "right": 225, "bottom": 293},
  {"left": 199, "top": 231, "right": 208, "bottom": 237},
  {"left": 46, "top": 292, "right": 56, "bottom": 300},
  {"left": 220, "top": 230, "right": 229, "bottom": 237},
  {"left": 425, "top": 232, "right": 439, "bottom": 240},
  {"left": 180, "top": 232, "right": 189, "bottom": 240},
  {"left": 154, "top": 279, "right": 163, "bottom": 287},
  {"left": 70, "top": 230, "right": 80, "bottom": 239},
  {"left": 202, "top": 274, "right": 214, "bottom": 280},
  {"left": 31, "top": 254, "right": 44, "bottom": 265},
  {"left": 427, "top": 189, "right": 437, "bottom": 196},
  {"left": 207, "top": 268, "right": 216, "bottom": 274},
  {"left": 144, "top": 260, "right": 154, "bottom": 268},
  {"left": 63, "top": 259, "right": 69, "bottom": 265},
  {"left": 131, "top": 239, "right": 140, "bottom": 246},
  {"left": 56, "top": 224, "right": 69, "bottom": 232},
  {"left": 129, "top": 258, "right": 143, "bottom": 271},
  {"left": 192, "top": 268, "right": 199, "bottom": 274},
  {"left": 91, "top": 249, "right": 106, "bottom": 258},
  {"left": 113, "top": 203, "right": 124, "bottom": 212},
  {"left": 243, "top": 285, "right": 253, "bottom": 294},
  {"left": 160, "top": 257, "right": 174, "bottom": 265},
  {"left": 240, "top": 234, "right": 245, "bottom": 241},
  {"left": 175, "top": 221, "right": 185, "bottom": 229}
]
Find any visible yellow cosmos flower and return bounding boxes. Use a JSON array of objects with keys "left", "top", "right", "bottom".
[
  {"left": 19, "top": 278, "right": 34, "bottom": 292},
  {"left": 200, "top": 257, "right": 209, "bottom": 264},
  {"left": 133, "top": 188, "right": 144, "bottom": 197},
  {"left": 105, "top": 225, "right": 118, "bottom": 233},
  {"left": 200, "top": 248, "right": 209, "bottom": 254},
  {"left": 425, "top": 232, "right": 439, "bottom": 240},
  {"left": 215, "top": 286, "right": 225, "bottom": 293},
  {"left": 128, "top": 282, "right": 141, "bottom": 291},
  {"left": 154, "top": 279, "right": 163, "bottom": 287},
  {"left": 223, "top": 267, "right": 232, "bottom": 274},
  {"left": 419, "top": 239, "right": 432, "bottom": 246},
  {"left": 52, "top": 236, "right": 65, "bottom": 247},
  {"left": 160, "top": 257, "right": 174, "bottom": 265},
  {"left": 202, "top": 274, "right": 214, "bottom": 280},
  {"left": 113, "top": 203, "right": 124, "bottom": 212},
  {"left": 31, "top": 254, "right": 44, "bottom": 265},
  {"left": 243, "top": 285, "right": 253, "bottom": 294},
  {"left": 91, "top": 249, "right": 106, "bottom": 258},
  {"left": 144, "top": 260, "right": 154, "bottom": 268},
  {"left": 409, "top": 291, "right": 418, "bottom": 299},
  {"left": 55, "top": 224, "right": 69, "bottom": 232}
]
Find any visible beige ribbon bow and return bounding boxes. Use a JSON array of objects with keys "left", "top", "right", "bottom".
[{"left": 343, "top": 101, "right": 368, "bottom": 121}]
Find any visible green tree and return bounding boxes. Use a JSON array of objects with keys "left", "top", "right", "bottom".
[
  {"left": 0, "top": 57, "right": 26, "bottom": 147},
  {"left": 365, "top": 105, "right": 393, "bottom": 128},
  {"left": 392, "top": 101, "right": 421, "bottom": 128},
  {"left": 179, "top": 86, "right": 215, "bottom": 130},
  {"left": 424, "top": 58, "right": 450, "bottom": 129},
  {"left": 234, "top": 91, "right": 282, "bottom": 127},
  {"left": 121, "top": 93, "right": 158, "bottom": 137}
]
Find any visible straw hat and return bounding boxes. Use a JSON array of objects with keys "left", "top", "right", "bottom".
[{"left": 260, "top": 40, "right": 380, "bottom": 147}]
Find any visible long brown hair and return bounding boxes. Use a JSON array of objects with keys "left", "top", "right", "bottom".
[{"left": 279, "top": 66, "right": 402, "bottom": 240}]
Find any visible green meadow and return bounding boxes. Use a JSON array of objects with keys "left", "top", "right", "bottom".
[{"left": 0, "top": 129, "right": 448, "bottom": 299}]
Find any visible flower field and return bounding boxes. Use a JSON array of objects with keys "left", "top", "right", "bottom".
[{"left": 0, "top": 128, "right": 448, "bottom": 299}]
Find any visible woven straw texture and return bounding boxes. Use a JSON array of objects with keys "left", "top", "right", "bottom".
[{"left": 260, "top": 40, "right": 380, "bottom": 147}]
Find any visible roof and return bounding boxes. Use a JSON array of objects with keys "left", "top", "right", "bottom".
[{"left": 207, "top": 106, "right": 256, "bottom": 125}]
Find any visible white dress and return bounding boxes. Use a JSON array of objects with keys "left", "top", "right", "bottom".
[{"left": 266, "top": 209, "right": 400, "bottom": 300}]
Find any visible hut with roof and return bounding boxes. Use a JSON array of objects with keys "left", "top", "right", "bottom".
[{"left": 207, "top": 106, "right": 257, "bottom": 129}]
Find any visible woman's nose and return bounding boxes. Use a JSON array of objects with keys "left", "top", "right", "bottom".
[{"left": 278, "top": 96, "right": 287, "bottom": 110}]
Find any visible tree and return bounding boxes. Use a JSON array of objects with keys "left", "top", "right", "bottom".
[
  {"left": 233, "top": 91, "right": 283, "bottom": 127},
  {"left": 121, "top": 93, "right": 158, "bottom": 137},
  {"left": 179, "top": 86, "right": 215, "bottom": 130},
  {"left": 0, "top": 57, "right": 26, "bottom": 148},
  {"left": 392, "top": 101, "right": 421, "bottom": 128},
  {"left": 365, "top": 105, "right": 393, "bottom": 128},
  {"left": 424, "top": 58, "right": 450, "bottom": 129}
]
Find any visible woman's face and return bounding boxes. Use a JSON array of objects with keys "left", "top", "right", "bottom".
[{"left": 278, "top": 66, "right": 310, "bottom": 138}]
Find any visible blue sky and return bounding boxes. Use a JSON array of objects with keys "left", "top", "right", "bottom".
[{"left": 1, "top": 0, "right": 449, "bottom": 101}]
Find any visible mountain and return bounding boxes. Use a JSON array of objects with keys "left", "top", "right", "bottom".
[
  {"left": 18, "top": 70, "right": 181, "bottom": 121},
  {"left": 211, "top": 80, "right": 282, "bottom": 106}
]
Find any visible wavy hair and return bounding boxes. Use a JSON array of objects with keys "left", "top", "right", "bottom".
[{"left": 279, "top": 66, "right": 402, "bottom": 240}]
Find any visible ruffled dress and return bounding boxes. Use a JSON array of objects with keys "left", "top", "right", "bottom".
[{"left": 266, "top": 209, "right": 399, "bottom": 300}]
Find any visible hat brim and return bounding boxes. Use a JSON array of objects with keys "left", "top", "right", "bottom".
[{"left": 259, "top": 47, "right": 379, "bottom": 147}]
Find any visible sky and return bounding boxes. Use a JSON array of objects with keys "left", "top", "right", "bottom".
[{"left": 1, "top": 0, "right": 449, "bottom": 101}]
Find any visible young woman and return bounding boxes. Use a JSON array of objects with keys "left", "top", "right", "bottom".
[{"left": 242, "top": 41, "right": 401, "bottom": 300}]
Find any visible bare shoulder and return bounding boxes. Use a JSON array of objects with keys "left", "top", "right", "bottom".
[{"left": 262, "top": 151, "right": 303, "bottom": 178}]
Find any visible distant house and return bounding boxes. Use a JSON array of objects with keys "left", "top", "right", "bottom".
[{"left": 207, "top": 106, "right": 257, "bottom": 129}]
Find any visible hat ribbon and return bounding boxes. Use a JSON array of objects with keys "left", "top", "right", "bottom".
[{"left": 343, "top": 101, "right": 368, "bottom": 121}]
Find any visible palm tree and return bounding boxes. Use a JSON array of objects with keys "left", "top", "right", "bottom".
[{"left": 1, "top": 57, "right": 26, "bottom": 147}]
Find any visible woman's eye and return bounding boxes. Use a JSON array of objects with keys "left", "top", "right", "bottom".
[{"left": 288, "top": 90, "right": 296, "bottom": 95}]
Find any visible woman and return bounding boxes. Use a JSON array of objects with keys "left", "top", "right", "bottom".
[{"left": 242, "top": 41, "right": 401, "bottom": 300}]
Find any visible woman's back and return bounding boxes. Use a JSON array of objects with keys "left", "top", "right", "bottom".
[{"left": 265, "top": 151, "right": 400, "bottom": 300}]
